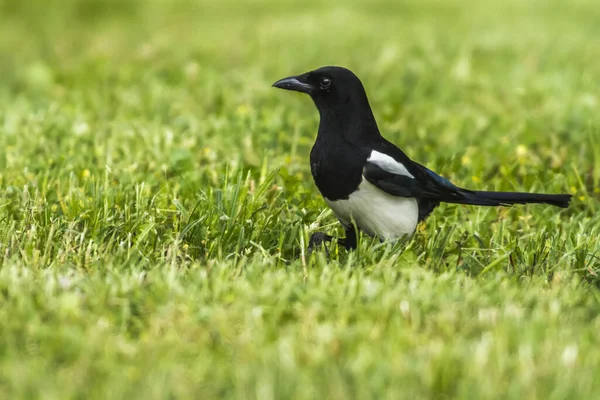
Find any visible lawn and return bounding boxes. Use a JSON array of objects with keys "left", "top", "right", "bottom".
[{"left": 1, "top": 0, "right": 600, "bottom": 398}]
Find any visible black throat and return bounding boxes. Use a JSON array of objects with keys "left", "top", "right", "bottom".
[{"left": 309, "top": 101, "right": 380, "bottom": 201}]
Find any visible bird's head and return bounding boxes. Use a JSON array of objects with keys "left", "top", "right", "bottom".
[{"left": 272, "top": 66, "right": 369, "bottom": 113}]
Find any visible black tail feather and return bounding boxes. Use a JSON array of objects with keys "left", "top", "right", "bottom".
[{"left": 450, "top": 190, "right": 572, "bottom": 208}]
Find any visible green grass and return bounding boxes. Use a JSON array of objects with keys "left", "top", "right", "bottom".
[{"left": 1, "top": 0, "right": 600, "bottom": 398}]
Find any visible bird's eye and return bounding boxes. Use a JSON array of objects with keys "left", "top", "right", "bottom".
[{"left": 319, "top": 77, "right": 332, "bottom": 90}]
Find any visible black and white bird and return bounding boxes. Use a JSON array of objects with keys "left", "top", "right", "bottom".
[{"left": 273, "top": 66, "right": 571, "bottom": 250}]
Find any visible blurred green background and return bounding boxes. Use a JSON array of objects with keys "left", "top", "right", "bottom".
[
  {"left": 1, "top": 0, "right": 600, "bottom": 399},
  {"left": 2, "top": 0, "right": 599, "bottom": 189}
]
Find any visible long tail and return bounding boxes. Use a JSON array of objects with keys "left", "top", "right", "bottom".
[{"left": 450, "top": 190, "right": 572, "bottom": 208}]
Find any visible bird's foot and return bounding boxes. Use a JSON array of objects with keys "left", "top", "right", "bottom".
[
  {"left": 308, "top": 230, "right": 357, "bottom": 253},
  {"left": 308, "top": 232, "right": 334, "bottom": 253}
]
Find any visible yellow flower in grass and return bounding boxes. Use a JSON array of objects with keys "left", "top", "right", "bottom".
[
  {"left": 516, "top": 144, "right": 528, "bottom": 157},
  {"left": 516, "top": 144, "right": 528, "bottom": 164},
  {"left": 236, "top": 104, "right": 250, "bottom": 117}
]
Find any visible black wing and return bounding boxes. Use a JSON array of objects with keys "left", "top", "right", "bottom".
[
  {"left": 363, "top": 140, "right": 571, "bottom": 219},
  {"left": 362, "top": 140, "right": 504, "bottom": 220},
  {"left": 362, "top": 157, "right": 466, "bottom": 201},
  {"left": 363, "top": 140, "right": 515, "bottom": 211}
]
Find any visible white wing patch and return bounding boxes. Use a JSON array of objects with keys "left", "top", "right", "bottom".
[{"left": 367, "top": 150, "right": 414, "bottom": 178}]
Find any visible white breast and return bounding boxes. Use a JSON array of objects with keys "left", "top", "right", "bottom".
[{"left": 324, "top": 178, "right": 419, "bottom": 240}]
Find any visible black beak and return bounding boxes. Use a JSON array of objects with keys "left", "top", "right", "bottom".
[{"left": 272, "top": 75, "right": 313, "bottom": 94}]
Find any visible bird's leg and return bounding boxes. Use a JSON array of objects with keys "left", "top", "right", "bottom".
[{"left": 343, "top": 226, "right": 357, "bottom": 250}]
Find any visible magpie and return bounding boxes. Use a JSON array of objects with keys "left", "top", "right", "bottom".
[{"left": 273, "top": 66, "right": 572, "bottom": 250}]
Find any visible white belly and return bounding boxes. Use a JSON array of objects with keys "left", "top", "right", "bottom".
[{"left": 324, "top": 178, "right": 419, "bottom": 240}]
